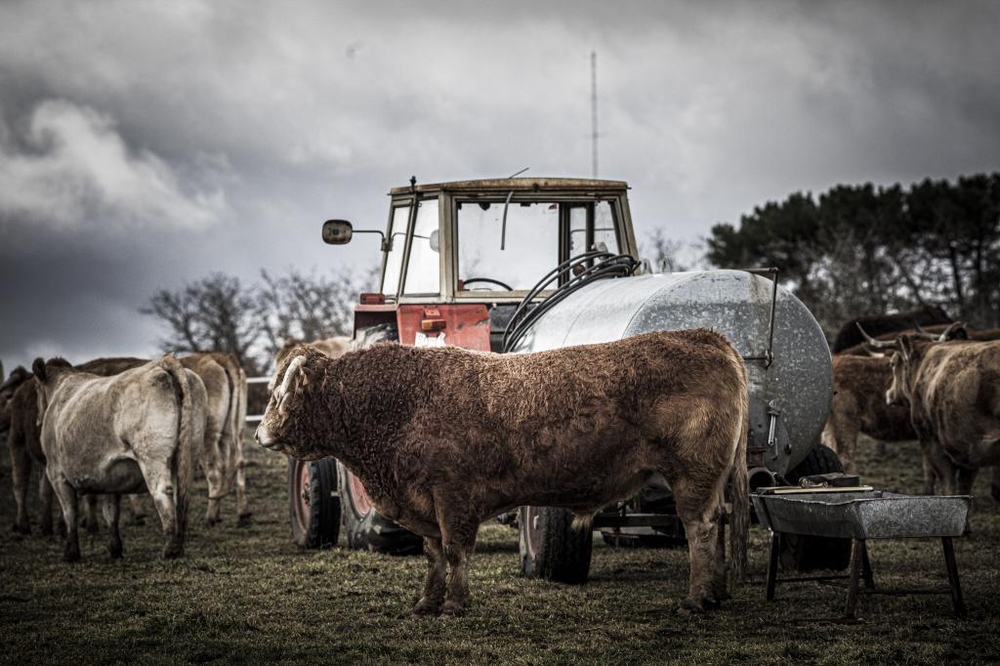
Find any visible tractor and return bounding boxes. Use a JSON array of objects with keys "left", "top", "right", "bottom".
[{"left": 287, "top": 176, "right": 848, "bottom": 577}]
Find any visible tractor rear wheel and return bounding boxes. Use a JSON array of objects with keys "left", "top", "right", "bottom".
[
  {"left": 518, "top": 506, "right": 593, "bottom": 584},
  {"left": 337, "top": 462, "right": 423, "bottom": 555},
  {"left": 288, "top": 457, "right": 340, "bottom": 549},
  {"left": 779, "top": 445, "right": 852, "bottom": 572}
]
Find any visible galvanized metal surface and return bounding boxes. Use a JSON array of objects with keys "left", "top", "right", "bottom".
[
  {"left": 752, "top": 490, "right": 972, "bottom": 539},
  {"left": 514, "top": 270, "right": 833, "bottom": 475}
]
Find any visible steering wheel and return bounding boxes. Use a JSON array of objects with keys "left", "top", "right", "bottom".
[{"left": 462, "top": 277, "right": 514, "bottom": 291}]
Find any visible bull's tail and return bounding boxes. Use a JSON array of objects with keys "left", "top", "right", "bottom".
[
  {"left": 160, "top": 355, "right": 196, "bottom": 556},
  {"left": 729, "top": 369, "right": 750, "bottom": 582}
]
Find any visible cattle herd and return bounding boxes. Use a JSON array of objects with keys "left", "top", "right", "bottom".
[
  {"left": 2, "top": 309, "right": 999, "bottom": 617},
  {"left": 0, "top": 351, "right": 250, "bottom": 562}
]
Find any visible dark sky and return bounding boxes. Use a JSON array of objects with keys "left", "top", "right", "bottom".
[{"left": 2, "top": 1, "right": 999, "bottom": 372}]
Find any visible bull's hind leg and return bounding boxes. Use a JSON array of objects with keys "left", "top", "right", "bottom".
[
  {"left": 413, "top": 537, "right": 447, "bottom": 616},
  {"left": 39, "top": 474, "right": 55, "bottom": 536},
  {"left": 103, "top": 495, "right": 123, "bottom": 559}
]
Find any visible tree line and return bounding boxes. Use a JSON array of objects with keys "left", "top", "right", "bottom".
[
  {"left": 706, "top": 173, "right": 1000, "bottom": 338},
  {"left": 144, "top": 172, "right": 999, "bottom": 361}
]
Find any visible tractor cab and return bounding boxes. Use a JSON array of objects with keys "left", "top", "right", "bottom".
[{"left": 324, "top": 177, "right": 641, "bottom": 353}]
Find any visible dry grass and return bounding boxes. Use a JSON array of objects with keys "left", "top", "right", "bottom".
[{"left": 0, "top": 435, "right": 998, "bottom": 665}]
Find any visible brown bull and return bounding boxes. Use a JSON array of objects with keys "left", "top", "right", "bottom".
[
  {"left": 33, "top": 356, "right": 204, "bottom": 561},
  {"left": 256, "top": 329, "right": 749, "bottom": 616},
  {"left": 886, "top": 335, "right": 1000, "bottom": 498}
]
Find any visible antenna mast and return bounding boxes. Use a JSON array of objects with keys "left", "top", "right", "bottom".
[{"left": 591, "top": 51, "right": 598, "bottom": 178}]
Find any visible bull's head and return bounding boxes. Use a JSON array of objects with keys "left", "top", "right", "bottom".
[{"left": 255, "top": 350, "right": 330, "bottom": 461}]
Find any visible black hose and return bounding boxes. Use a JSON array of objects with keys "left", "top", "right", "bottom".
[{"left": 501, "top": 252, "right": 639, "bottom": 353}]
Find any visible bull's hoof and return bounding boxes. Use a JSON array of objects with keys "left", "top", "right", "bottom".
[
  {"left": 163, "top": 541, "right": 185, "bottom": 559},
  {"left": 440, "top": 600, "right": 467, "bottom": 617},
  {"left": 411, "top": 597, "right": 443, "bottom": 616},
  {"left": 109, "top": 541, "right": 124, "bottom": 559},
  {"left": 677, "top": 596, "right": 720, "bottom": 616},
  {"left": 127, "top": 515, "right": 147, "bottom": 527},
  {"left": 12, "top": 522, "right": 30, "bottom": 536},
  {"left": 63, "top": 547, "right": 81, "bottom": 563},
  {"left": 237, "top": 513, "right": 253, "bottom": 528},
  {"left": 991, "top": 485, "right": 1000, "bottom": 504},
  {"left": 204, "top": 516, "right": 222, "bottom": 528}
]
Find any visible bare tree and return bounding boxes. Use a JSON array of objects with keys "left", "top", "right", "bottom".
[{"left": 142, "top": 272, "right": 262, "bottom": 374}]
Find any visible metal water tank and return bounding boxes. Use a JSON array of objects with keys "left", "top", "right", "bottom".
[{"left": 512, "top": 269, "right": 833, "bottom": 476}]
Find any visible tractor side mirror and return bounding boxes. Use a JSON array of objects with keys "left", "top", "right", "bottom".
[{"left": 322, "top": 219, "right": 354, "bottom": 245}]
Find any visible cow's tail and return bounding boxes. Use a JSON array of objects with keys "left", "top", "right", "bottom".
[
  {"left": 729, "top": 364, "right": 750, "bottom": 583},
  {"left": 161, "top": 355, "right": 195, "bottom": 556},
  {"left": 216, "top": 355, "right": 241, "bottom": 496}
]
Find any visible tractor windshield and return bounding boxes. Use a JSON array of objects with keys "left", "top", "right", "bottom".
[{"left": 456, "top": 199, "right": 619, "bottom": 292}]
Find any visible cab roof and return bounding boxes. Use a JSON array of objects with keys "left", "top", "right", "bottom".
[{"left": 389, "top": 177, "right": 630, "bottom": 196}]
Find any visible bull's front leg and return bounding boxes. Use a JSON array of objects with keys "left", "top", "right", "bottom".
[
  {"left": 441, "top": 522, "right": 479, "bottom": 616},
  {"left": 992, "top": 465, "right": 1000, "bottom": 504},
  {"left": 413, "top": 537, "right": 447, "bottom": 616},
  {"left": 675, "top": 482, "right": 725, "bottom": 613}
]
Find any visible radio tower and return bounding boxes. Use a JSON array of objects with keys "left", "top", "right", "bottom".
[{"left": 591, "top": 51, "right": 598, "bottom": 178}]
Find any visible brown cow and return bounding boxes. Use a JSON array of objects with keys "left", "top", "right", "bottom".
[
  {"left": 821, "top": 354, "right": 916, "bottom": 476},
  {"left": 256, "top": 330, "right": 750, "bottom": 615},
  {"left": 33, "top": 356, "right": 204, "bottom": 561},
  {"left": 180, "top": 352, "right": 251, "bottom": 526},
  {"left": 885, "top": 335, "right": 1000, "bottom": 498}
]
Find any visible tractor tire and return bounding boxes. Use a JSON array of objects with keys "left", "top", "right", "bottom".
[
  {"left": 779, "top": 445, "right": 852, "bottom": 572},
  {"left": 518, "top": 506, "right": 593, "bottom": 584},
  {"left": 288, "top": 457, "right": 340, "bottom": 549},
  {"left": 337, "top": 462, "right": 423, "bottom": 555}
]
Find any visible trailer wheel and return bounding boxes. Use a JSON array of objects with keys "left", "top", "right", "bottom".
[
  {"left": 780, "top": 445, "right": 852, "bottom": 572},
  {"left": 518, "top": 506, "right": 593, "bottom": 584},
  {"left": 288, "top": 457, "right": 340, "bottom": 549},
  {"left": 337, "top": 462, "right": 423, "bottom": 555}
]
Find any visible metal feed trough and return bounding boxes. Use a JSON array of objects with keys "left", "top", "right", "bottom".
[{"left": 752, "top": 488, "right": 972, "bottom": 618}]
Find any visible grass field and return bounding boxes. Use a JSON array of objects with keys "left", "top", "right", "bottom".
[{"left": 1, "top": 435, "right": 998, "bottom": 665}]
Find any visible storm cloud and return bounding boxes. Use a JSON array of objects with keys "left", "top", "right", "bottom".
[{"left": 2, "top": 1, "right": 999, "bottom": 371}]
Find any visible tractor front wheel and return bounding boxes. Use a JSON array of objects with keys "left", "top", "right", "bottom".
[
  {"left": 288, "top": 457, "right": 340, "bottom": 549},
  {"left": 337, "top": 462, "right": 423, "bottom": 555},
  {"left": 518, "top": 506, "right": 593, "bottom": 584}
]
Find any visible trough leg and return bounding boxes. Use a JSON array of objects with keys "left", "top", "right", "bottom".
[
  {"left": 413, "top": 537, "right": 447, "bottom": 616},
  {"left": 844, "top": 539, "right": 866, "bottom": 619},
  {"left": 104, "top": 495, "right": 123, "bottom": 559},
  {"left": 941, "top": 537, "right": 966, "bottom": 618},
  {"left": 765, "top": 532, "right": 780, "bottom": 601}
]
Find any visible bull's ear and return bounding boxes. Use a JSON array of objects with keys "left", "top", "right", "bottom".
[{"left": 32, "top": 358, "right": 47, "bottom": 382}]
